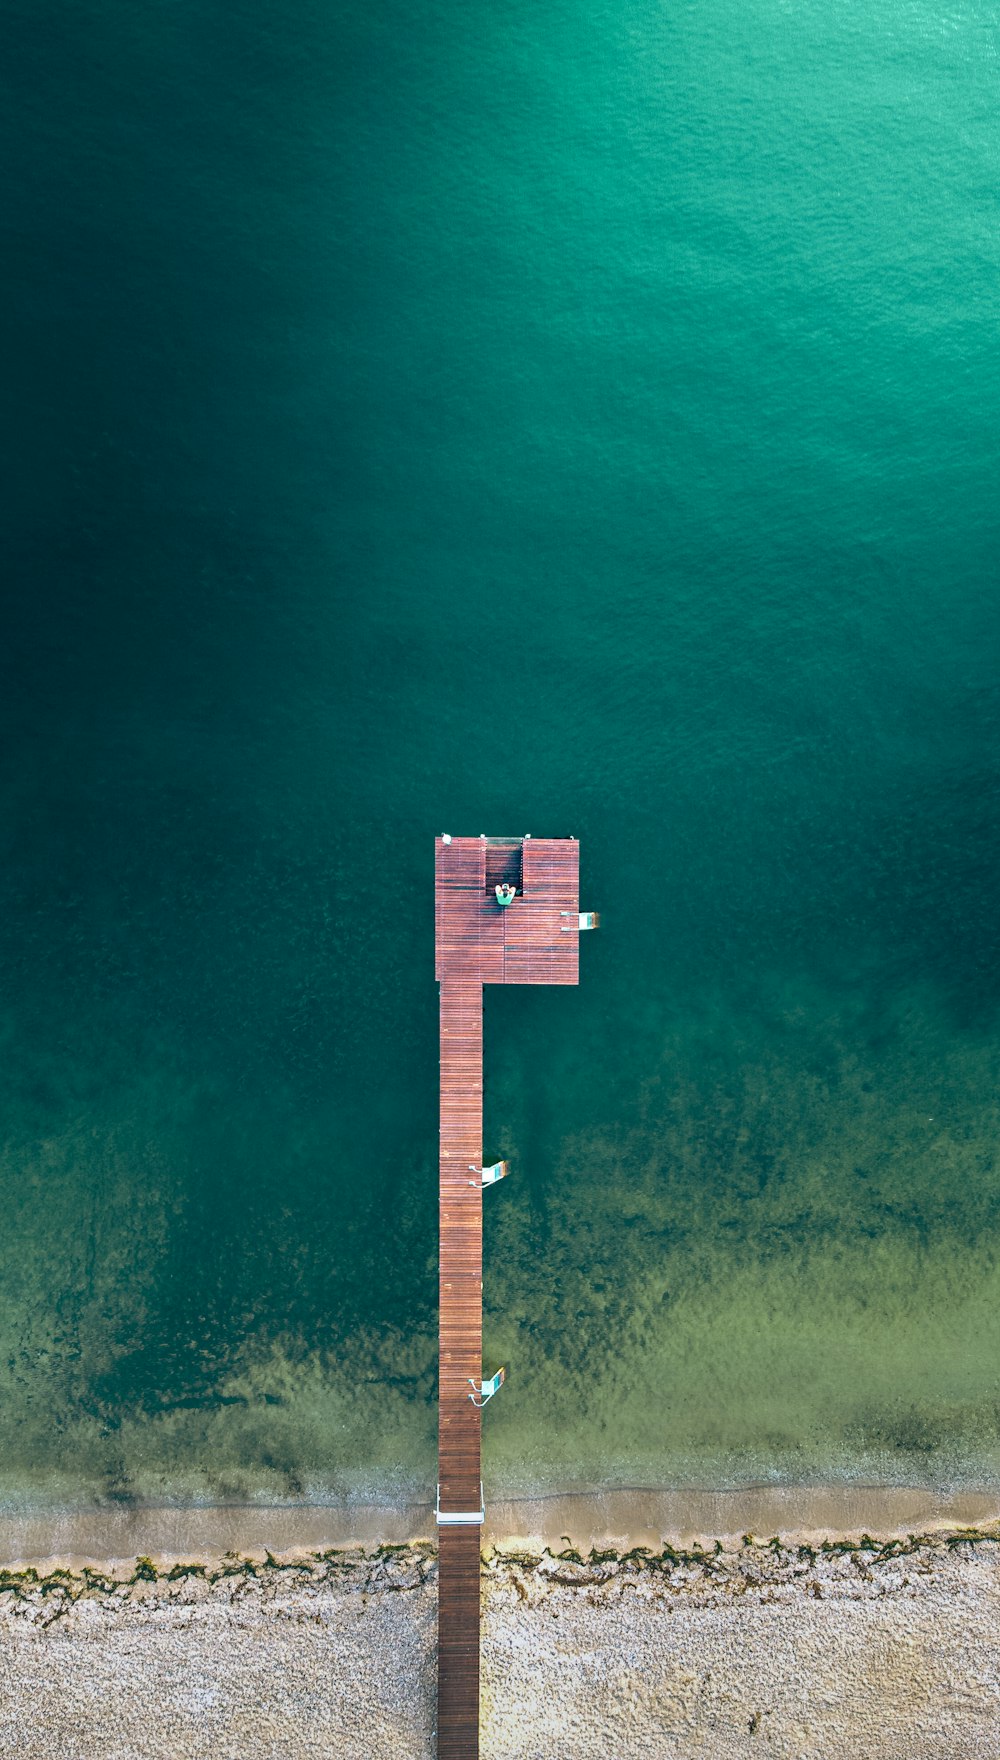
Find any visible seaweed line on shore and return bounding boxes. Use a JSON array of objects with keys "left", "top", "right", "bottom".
[{"left": 3, "top": 1527, "right": 1000, "bottom": 1628}]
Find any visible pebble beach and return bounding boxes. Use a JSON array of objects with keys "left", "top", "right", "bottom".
[{"left": 3, "top": 1523, "right": 1000, "bottom": 1758}]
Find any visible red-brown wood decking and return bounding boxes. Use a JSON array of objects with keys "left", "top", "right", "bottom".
[
  {"left": 437, "top": 1525, "right": 483, "bottom": 1759},
  {"left": 435, "top": 836, "right": 581, "bottom": 1760},
  {"left": 438, "top": 974, "right": 484, "bottom": 1757},
  {"left": 435, "top": 838, "right": 579, "bottom": 988}
]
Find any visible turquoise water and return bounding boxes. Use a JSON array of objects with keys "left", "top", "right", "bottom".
[{"left": 2, "top": 0, "right": 1000, "bottom": 1509}]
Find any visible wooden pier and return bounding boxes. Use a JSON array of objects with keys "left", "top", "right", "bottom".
[{"left": 435, "top": 836, "right": 590, "bottom": 1760}]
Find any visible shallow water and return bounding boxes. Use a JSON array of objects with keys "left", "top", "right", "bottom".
[{"left": 1, "top": 0, "right": 999, "bottom": 1510}]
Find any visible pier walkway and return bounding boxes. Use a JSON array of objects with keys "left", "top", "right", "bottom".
[{"left": 435, "top": 836, "right": 590, "bottom": 1760}]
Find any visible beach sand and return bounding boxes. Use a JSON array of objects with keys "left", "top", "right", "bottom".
[
  {"left": 1, "top": 1481, "right": 999, "bottom": 1566},
  {"left": 1, "top": 1494, "right": 1000, "bottom": 1756}
]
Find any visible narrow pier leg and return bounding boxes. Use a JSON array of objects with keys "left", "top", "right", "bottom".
[
  {"left": 438, "top": 977, "right": 484, "bottom": 1760},
  {"left": 437, "top": 1526, "right": 482, "bottom": 1760}
]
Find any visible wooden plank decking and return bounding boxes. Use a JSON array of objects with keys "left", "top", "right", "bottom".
[
  {"left": 438, "top": 973, "right": 484, "bottom": 1756},
  {"left": 438, "top": 975, "right": 484, "bottom": 1516},
  {"left": 435, "top": 835, "right": 583, "bottom": 1760}
]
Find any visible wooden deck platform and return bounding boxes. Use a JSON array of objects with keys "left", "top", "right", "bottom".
[{"left": 435, "top": 836, "right": 584, "bottom": 1760}]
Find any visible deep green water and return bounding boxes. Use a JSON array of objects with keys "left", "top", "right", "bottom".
[{"left": 2, "top": 0, "right": 1000, "bottom": 1510}]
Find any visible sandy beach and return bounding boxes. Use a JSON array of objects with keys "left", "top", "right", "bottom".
[
  {"left": 1, "top": 1481, "right": 999, "bottom": 1566},
  {"left": 2, "top": 1495, "right": 1000, "bottom": 1757}
]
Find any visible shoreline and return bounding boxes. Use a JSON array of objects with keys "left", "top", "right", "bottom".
[
  {"left": 1, "top": 1481, "right": 999, "bottom": 1568},
  {"left": 2, "top": 1532, "right": 1000, "bottom": 1756}
]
